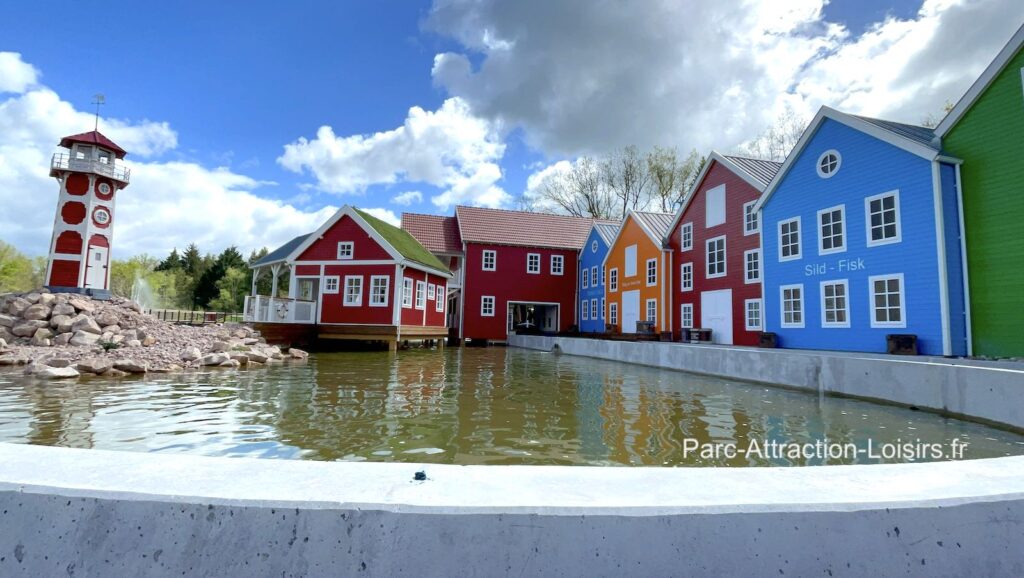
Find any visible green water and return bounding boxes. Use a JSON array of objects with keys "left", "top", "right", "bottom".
[{"left": 0, "top": 347, "right": 1022, "bottom": 466}]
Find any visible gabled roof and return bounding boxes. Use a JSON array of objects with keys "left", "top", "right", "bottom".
[
  {"left": 603, "top": 210, "right": 674, "bottom": 260},
  {"left": 935, "top": 23, "right": 1024, "bottom": 138},
  {"left": 454, "top": 205, "right": 613, "bottom": 250},
  {"left": 400, "top": 213, "right": 463, "bottom": 254},
  {"left": 355, "top": 209, "right": 450, "bottom": 273},
  {"left": 753, "top": 106, "right": 952, "bottom": 213},
  {"left": 59, "top": 130, "right": 127, "bottom": 159},
  {"left": 252, "top": 233, "right": 311, "bottom": 267},
  {"left": 665, "top": 151, "right": 781, "bottom": 241},
  {"left": 593, "top": 222, "right": 620, "bottom": 246}
]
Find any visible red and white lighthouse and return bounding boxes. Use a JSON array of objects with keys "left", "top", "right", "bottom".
[{"left": 45, "top": 130, "right": 130, "bottom": 299}]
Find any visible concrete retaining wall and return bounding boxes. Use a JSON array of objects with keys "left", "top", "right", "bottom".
[
  {"left": 2, "top": 443, "right": 1024, "bottom": 576},
  {"left": 509, "top": 335, "right": 1024, "bottom": 430}
]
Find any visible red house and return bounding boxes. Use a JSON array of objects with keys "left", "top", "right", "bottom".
[
  {"left": 666, "top": 152, "right": 781, "bottom": 345},
  {"left": 246, "top": 205, "right": 451, "bottom": 350},
  {"left": 404, "top": 206, "right": 610, "bottom": 344}
]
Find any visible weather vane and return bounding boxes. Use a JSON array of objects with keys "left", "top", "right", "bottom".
[{"left": 91, "top": 93, "right": 105, "bottom": 131}]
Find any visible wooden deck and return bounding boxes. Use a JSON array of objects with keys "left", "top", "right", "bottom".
[{"left": 253, "top": 322, "right": 448, "bottom": 350}]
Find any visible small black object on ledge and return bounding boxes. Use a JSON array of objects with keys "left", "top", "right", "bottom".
[{"left": 413, "top": 471, "right": 427, "bottom": 481}]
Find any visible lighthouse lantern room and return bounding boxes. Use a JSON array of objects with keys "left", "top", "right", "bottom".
[{"left": 45, "top": 130, "right": 130, "bottom": 300}]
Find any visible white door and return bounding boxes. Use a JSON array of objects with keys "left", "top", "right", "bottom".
[
  {"left": 621, "top": 290, "right": 640, "bottom": 334},
  {"left": 700, "top": 289, "right": 733, "bottom": 344},
  {"left": 84, "top": 246, "right": 108, "bottom": 289}
]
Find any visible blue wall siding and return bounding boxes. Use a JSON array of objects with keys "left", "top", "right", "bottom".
[
  {"left": 941, "top": 162, "right": 968, "bottom": 356},
  {"left": 761, "top": 118, "right": 951, "bottom": 355},
  {"left": 579, "top": 228, "right": 609, "bottom": 332}
]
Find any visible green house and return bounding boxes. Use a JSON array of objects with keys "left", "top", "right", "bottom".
[{"left": 936, "top": 23, "right": 1024, "bottom": 358}]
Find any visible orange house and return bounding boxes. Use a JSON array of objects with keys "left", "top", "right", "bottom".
[{"left": 603, "top": 211, "right": 674, "bottom": 334}]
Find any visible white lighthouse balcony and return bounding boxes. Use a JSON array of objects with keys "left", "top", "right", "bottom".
[{"left": 50, "top": 153, "right": 131, "bottom": 184}]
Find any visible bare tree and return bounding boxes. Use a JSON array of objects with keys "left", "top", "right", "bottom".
[
  {"left": 603, "top": 145, "right": 653, "bottom": 218},
  {"left": 528, "top": 157, "right": 616, "bottom": 219},
  {"left": 738, "top": 105, "right": 809, "bottom": 162},
  {"left": 921, "top": 100, "right": 956, "bottom": 129},
  {"left": 648, "top": 147, "right": 706, "bottom": 212}
]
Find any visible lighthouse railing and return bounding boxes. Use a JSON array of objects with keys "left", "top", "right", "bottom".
[{"left": 51, "top": 153, "right": 131, "bottom": 183}]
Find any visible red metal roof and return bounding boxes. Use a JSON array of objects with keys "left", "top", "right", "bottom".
[
  {"left": 58, "top": 130, "right": 127, "bottom": 159},
  {"left": 455, "top": 206, "right": 616, "bottom": 250},
  {"left": 401, "top": 213, "right": 463, "bottom": 254}
]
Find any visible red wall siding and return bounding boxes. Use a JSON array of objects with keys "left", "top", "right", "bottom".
[
  {"left": 399, "top": 270, "right": 449, "bottom": 327},
  {"left": 49, "top": 260, "right": 79, "bottom": 287},
  {"left": 55, "top": 230, "right": 83, "bottom": 254},
  {"left": 668, "top": 161, "right": 763, "bottom": 345},
  {"left": 462, "top": 243, "right": 578, "bottom": 340},
  {"left": 319, "top": 264, "right": 394, "bottom": 325},
  {"left": 297, "top": 215, "right": 391, "bottom": 261},
  {"left": 295, "top": 265, "right": 320, "bottom": 276}
]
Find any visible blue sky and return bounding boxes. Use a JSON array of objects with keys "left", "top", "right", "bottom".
[{"left": 1, "top": 0, "right": 1020, "bottom": 257}]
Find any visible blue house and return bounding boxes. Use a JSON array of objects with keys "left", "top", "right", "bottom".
[
  {"left": 754, "top": 106, "right": 968, "bottom": 356},
  {"left": 579, "top": 222, "right": 620, "bottom": 333}
]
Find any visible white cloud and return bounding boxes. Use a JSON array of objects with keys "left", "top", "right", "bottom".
[
  {"left": 277, "top": 97, "right": 510, "bottom": 209},
  {"left": 359, "top": 207, "right": 401, "bottom": 227},
  {"left": 427, "top": 0, "right": 1024, "bottom": 156},
  {"left": 391, "top": 190, "right": 423, "bottom": 205},
  {"left": 0, "top": 52, "right": 39, "bottom": 94}
]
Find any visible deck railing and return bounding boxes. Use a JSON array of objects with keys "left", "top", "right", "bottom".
[
  {"left": 51, "top": 153, "right": 131, "bottom": 183},
  {"left": 243, "top": 295, "right": 317, "bottom": 324}
]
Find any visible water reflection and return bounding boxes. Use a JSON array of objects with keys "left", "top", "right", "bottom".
[{"left": 1, "top": 347, "right": 1023, "bottom": 466}]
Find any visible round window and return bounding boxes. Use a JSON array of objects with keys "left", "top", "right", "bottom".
[
  {"left": 591, "top": 240, "right": 598, "bottom": 253},
  {"left": 97, "top": 182, "right": 111, "bottom": 195},
  {"left": 817, "top": 150, "right": 841, "bottom": 178},
  {"left": 93, "top": 207, "right": 111, "bottom": 225}
]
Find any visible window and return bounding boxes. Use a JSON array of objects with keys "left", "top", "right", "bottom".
[
  {"left": 436, "top": 286, "right": 445, "bottom": 312},
  {"left": 601, "top": 267, "right": 605, "bottom": 286},
  {"left": 337, "top": 242, "right": 354, "bottom": 260},
  {"left": 646, "top": 258, "right": 657, "bottom": 286},
  {"left": 680, "top": 223, "right": 693, "bottom": 251},
  {"left": 482, "top": 250, "right": 496, "bottom": 271},
  {"left": 551, "top": 255, "right": 564, "bottom": 275},
  {"left": 778, "top": 217, "right": 801, "bottom": 261},
  {"left": 625, "top": 245, "right": 637, "bottom": 277},
  {"left": 428, "top": 283, "right": 436, "bottom": 300},
  {"left": 818, "top": 205, "right": 846, "bottom": 255},
  {"left": 865, "top": 191, "right": 902, "bottom": 247},
  {"left": 527, "top": 253, "right": 540, "bottom": 274},
  {"left": 680, "top": 303, "right": 693, "bottom": 329},
  {"left": 706, "top": 236, "right": 726, "bottom": 278},
  {"left": 415, "top": 281, "right": 426, "bottom": 309},
  {"left": 745, "top": 299, "right": 762, "bottom": 331},
  {"left": 609, "top": 268, "right": 618, "bottom": 292},
  {"left": 582, "top": 268, "right": 590, "bottom": 289},
  {"left": 646, "top": 299, "right": 657, "bottom": 323},
  {"left": 343, "top": 276, "right": 363, "bottom": 307},
  {"left": 817, "top": 150, "right": 841, "bottom": 178},
  {"left": 600, "top": 298, "right": 605, "bottom": 320},
  {"left": 820, "top": 280, "right": 850, "bottom": 328},
  {"left": 591, "top": 299, "right": 598, "bottom": 321},
  {"left": 706, "top": 184, "right": 726, "bottom": 227},
  {"left": 780, "top": 284, "right": 804, "bottom": 328},
  {"left": 582, "top": 300, "right": 589, "bottom": 320},
  {"left": 680, "top": 262, "right": 693, "bottom": 292},
  {"left": 370, "top": 276, "right": 389, "bottom": 307},
  {"left": 402, "top": 278, "right": 413, "bottom": 308},
  {"left": 609, "top": 302, "right": 618, "bottom": 326},
  {"left": 744, "top": 249, "right": 760, "bottom": 284},
  {"left": 743, "top": 201, "right": 759, "bottom": 235},
  {"left": 324, "top": 276, "right": 340, "bottom": 294},
  {"left": 75, "top": 145, "right": 92, "bottom": 160},
  {"left": 481, "top": 295, "right": 495, "bottom": 317},
  {"left": 870, "top": 274, "right": 906, "bottom": 328},
  {"left": 591, "top": 266, "right": 598, "bottom": 287}
]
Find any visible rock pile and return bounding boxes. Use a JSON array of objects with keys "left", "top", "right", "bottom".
[{"left": 0, "top": 289, "right": 308, "bottom": 379}]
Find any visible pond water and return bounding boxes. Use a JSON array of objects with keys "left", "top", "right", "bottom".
[{"left": 1, "top": 347, "right": 1022, "bottom": 466}]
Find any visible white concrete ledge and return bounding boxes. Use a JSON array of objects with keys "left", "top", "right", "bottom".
[
  {"left": 510, "top": 335, "right": 1024, "bottom": 430},
  {"left": 2, "top": 442, "right": 1024, "bottom": 576}
]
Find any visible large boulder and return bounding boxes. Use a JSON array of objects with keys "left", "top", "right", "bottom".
[
  {"left": 68, "top": 297, "right": 95, "bottom": 313},
  {"left": 95, "top": 311, "right": 119, "bottom": 327},
  {"left": 199, "top": 353, "right": 229, "bottom": 366},
  {"left": 12, "top": 320, "right": 48, "bottom": 337},
  {"left": 180, "top": 346, "right": 202, "bottom": 361},
  {"left": 51, "top": 303, "right": 76, "bottom": 317},
  {"left": 228, "top": 352, "right": 249, "bottom": 366},
  {"left": 0, "top": 355, "right": 29, "bottom": 366},
  {"left": 0, "top": 313, "right": 16, "bottom": 327},
  {"left": 69, "top": 330, "right": 101, "bottom": 347},
  {"left": 0, "top": 338, "right": 6, "bottom": 350},
  {"left": 247, "top": 350, "right": 269, "bottom": 364},
  {"left": 52, "top": 333, "right": 72, "bottom": 346},
  {"left": 76, "top": 358, "right": 114, "bottom": 375},
  {"left": 0, "top": 326, "right": 14, "bottom": 344},
  {"left": 36, "top": 366, "right": 80, "bottom": 379},
  {"left": 71, "top": 316, "right": 102, "bottom": 335},
  {"left": 210, "top": 340, "right": 231, "bottom": 353},
  {"left": 31, "top": 327, "right": 54, "bottom": 346},
  {"left": 45, "top": 358, "right": 73, "bottom": 368},
  {"left": 7, "top": 297, "right": 31, "bottom": 317},
  {"left": 113, "top": 359, "right": 147, "bottom": 374},
  {"left": 38, "top": 293, "right": 57, "bottom": 307},
  {"left": 24, "top": 292, "right": 41, "bottom": 304},
  {"left": 142, "top": 335, "right": 157, "bottom": 347},
  {"left": 50, "top": 314, "right": 73, "bottom": 333},
  {"left": 22, "top": 303, "right": 52, "bottom": 321},
  {"left": 288, "top": 348, "right": 309, "bottom": 359},
  {"left": 125, "top": 339, "right": 142, "bottom": 348}
]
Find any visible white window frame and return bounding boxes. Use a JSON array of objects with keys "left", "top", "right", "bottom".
[
  {"left": 646, "top": 258, "right": 658, "bottom": 287},
  {"left": 481, "top": 295, "right": 495, "bottom": 317},
  {"left": 600, "top": 297, "right": 605, "bottom": 321},
  {"left": 343, "top": 275, "right": 363, "bottom": 307},
  {"left": 705, "top": 235, "right": 727, "bottom": 279},
  {"left": 744, "top": 298, "right": 762, "bottom": 331},
  {"left": 551, "top": 254, "right": 564, "bottom": 275},
  {"left": 645, "top": 299, "right": 657, "bottom": 323},
  {"left": 706, "top": 184, "right": 726, "bottom": 228},
  {"left": 402, "top": 278, "right": 413, "bottom": 308},
  {"left": 624, "top": 245, "right": 638, "bottom": 277},
  {"left": 601, "top": 267, "right": 605, "bottom": 286},
  {"left": 582, "top": 299, "right": 589, "bottom": 321},
  {"left": 864, "top": 190, "right": 902, "bottom": 248},
  {"left": 680, "top": 303, "right": 693, "bottom": 329},
  {"left": 527, "top": 253, "right": 541, "bottom": 274},
  {"left": 436, "top": 286, "right": 445, "bottom": 312},
  {"left": 780, "top": 284, "right": 805, "bottom": 328},
  {"left": 591, "top": 266, "right": 598, "bottom": 287},
  {"left": 680, "top": 262, "right": 693, "bottom": 292},
  {"left": 744, "top": 249, "right": 760, "bottom": 284},
  {"left": 482, "top": 250, "right": 497, "bottom": 271},
  {"left": 369, "top": 275, "right": 389, "bottom": 307},
  {"left": 415, "top": 280, "right": 426, "bottom": 309},
  {"left": 743, "top": 200, "right": 759, "bottom": 235},
  {"left": 609, "top": 268, "right": 618, "bottom": 292},
  {"left": 778, "top": 217, "right": 802, "bottom": 262},
  {"left": 817, "top": 149, "right": 842, "bottom": 179},
  {"left": 609, "top": 302, "right": 618, "bottom": 326},
  {"left": 817, "top": 204, "right": 847, "bottom": 256},
  {"left": 337, "top": 241, "right": 354, "bottom": 260},
  {"left": 590, "top": 298, "right": 598, "bottom": 321},
  {"left": 869, "top": 273, "right": 907, "bottom": 329},
  {"left": 427, "top": 283, "right": 436, "bottom": 300},
  {"left": 680, "top": 222, "right": 693, "bottom": 251},
  {"left": 819, "top": 279, "right": 851, "bottom": 328},
  {"left": 324, "top": 275, "right": 340, "bottom": 294},
  {"left": 582, "top": 268, "right": 589, "bottom": 289}
]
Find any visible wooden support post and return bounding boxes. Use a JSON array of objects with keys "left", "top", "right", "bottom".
[{"left": 388, "top": 340, "right": 397, "bottom": 353}]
